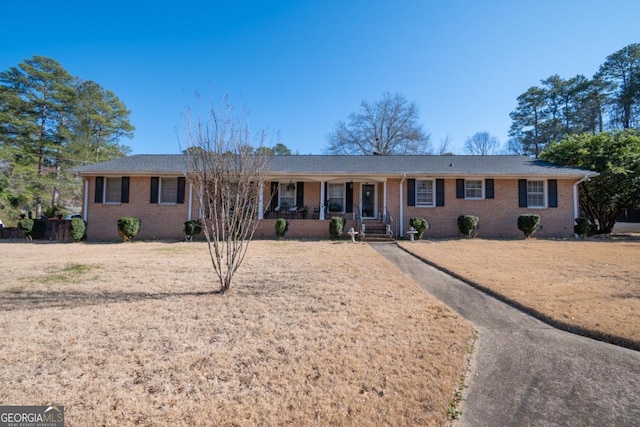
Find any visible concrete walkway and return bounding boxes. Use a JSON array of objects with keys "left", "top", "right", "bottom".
[{"left": 371, "top": 243, "right": 640, "bottom": 427}]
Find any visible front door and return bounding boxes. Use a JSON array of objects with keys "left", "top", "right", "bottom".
[{"left": 361, "top": 184, "right": 376, "bottom": 218}]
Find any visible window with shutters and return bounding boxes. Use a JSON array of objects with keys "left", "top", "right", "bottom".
[
  {"left": 327, "top": 183, "right": 345, "bottom": 213},
  {"left": 527, "top": 180, "right": 545, "bottom": 208},
  {"left": 105, "top": 177, "right": 122, "bottom": 204},
  {"left": 160, "top": 177, "right": 178, "bottom": 204},
  {"left": 416, "top": 179, "right": 435, "bottom": 207},
  {"left": 465, "top": 179, "right": 483, "bottom": 199},
  {"left": 279, "top": 183, "right": 296, "bottom": 209}
]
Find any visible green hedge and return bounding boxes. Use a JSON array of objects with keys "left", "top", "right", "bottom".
[
  {"left": 409, "top": 217, "right": 429, "bottom": 239},
  {"left": 70, "top": 218, "right": 87, "bottom": 242},
  {"left": 457, "top": 215, "right": 479, "bottom": 238},
  {"left": 117, "top": 216, "right": 141, "bottom": 242},
  {"left": 517, "top": 214, "right": 540, "bottom": 238},
  {"left": 329, "top": 216, "right": 346, "bottom": 240},
  {"left": 275, "top": 218, "right": 288, "bottom": 239}
]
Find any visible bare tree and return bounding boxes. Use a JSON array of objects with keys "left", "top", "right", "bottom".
[
  {"left": 463, "top": 132, "right": 500, "bottom": 155},
  {"left": 185, "top": 98, "right": 272, "bottom": 293},
  {"left": 436, "top": 134, "right": 454, "bottom": 155},
  {"left": 326, "top": 92, "right": 432, "bottom": 155}
]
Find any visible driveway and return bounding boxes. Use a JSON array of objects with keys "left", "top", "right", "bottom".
[{"left": 371, "top": 243, "right": 640, "bottom": 427}]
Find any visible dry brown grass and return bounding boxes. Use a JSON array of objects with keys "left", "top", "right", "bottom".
[
  {"left": 398, "top": 236, "right": 640, "bottom": 347},
  {"left": 0, "top": 240, "right": 473, "bottom": 426}
]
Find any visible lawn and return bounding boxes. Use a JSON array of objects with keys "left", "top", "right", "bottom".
[
  {"left": 0, "top": 240, "right": 473, "bottom": 426},
  {"left": 398, "top": 236, "right": 640, "bottom": 349}
]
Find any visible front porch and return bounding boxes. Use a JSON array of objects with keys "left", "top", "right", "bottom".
[{"left": 261, "top": 178, "right": 392, "bottom": 223}]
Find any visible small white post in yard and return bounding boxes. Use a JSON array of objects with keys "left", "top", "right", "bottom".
[
  {"left": 406, "top": 226, "right": 418, "bottom": 242},
  {"left": 347, "top": 227, "right": 358, "bottom": 243}
]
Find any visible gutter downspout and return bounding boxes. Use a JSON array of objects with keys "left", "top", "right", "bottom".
[
  {"left": 399, "top": 173, "right": 406, "bottom": 238},
  {"left": 82, "top": 178, "right": 89, "bottom": 222},
  {"left": 573, "top": 174, "right": 590, "bottom": 235}
]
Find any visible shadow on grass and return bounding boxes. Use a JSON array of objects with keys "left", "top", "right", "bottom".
[{"left": 0, "top": 289, "right": 222, "bottom": 311}]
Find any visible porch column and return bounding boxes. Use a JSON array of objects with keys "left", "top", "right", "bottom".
[
  {"left": 258, "top": 182, "right": 264, "bottom": 219},
  {"left": 187, "top": 181, "right": 193, "bottom": 221},
  {"left": 320, "top": 181, "right": 325, "bottom": 220},
  {"left": 383, "top": 181, "right": 387, "bottom": 220}
]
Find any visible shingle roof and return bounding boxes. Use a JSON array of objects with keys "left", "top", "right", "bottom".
[{"left": 72, "top": 154, "right": 598, "bottom": 178}]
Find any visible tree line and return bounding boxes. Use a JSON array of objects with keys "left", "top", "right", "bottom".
[
  {"left": 0, "top": 56, "right": 134, "bottom": 223},
  {"left": 509, "top": 43, "right": 640, "bottom": 157}
]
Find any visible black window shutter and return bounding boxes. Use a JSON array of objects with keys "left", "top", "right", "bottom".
[
  {"left": 518, "top": 179, "right": 528, "bottom": 208},
  {"left": 270, "top": 182, "right": 279, "bottom": 211},
  {"left": 177, "top": 177, "right": 186, "bottom": 204},
  {"left": 456, "top": 179, "right": 465, "bottom": 199},
  {"left": 436, "top": 179, "right": 445, "bottom": 206},
  {"left": 296, "top": 182, "right": 304, "bottom": 208},
  {"left": 407, "top": 179, "right": 416, "bottom": 206},
  {"left": 150, "top": 177, "right": 159, "bottom": 204},
  {"left": 548, "top": 179, "right": 558, "bottom": 208},
  {"left": 95, "top": 177, "right": 104, "bottom": 203},
  {"left": 121, "top": 177, "right": 130, "bottom": 203},
  {"left": 486, "top": 179, "right": 495, "bottom": 199},
  {"left": 345, "top": 183, "right": 353, "bottom": 213}
]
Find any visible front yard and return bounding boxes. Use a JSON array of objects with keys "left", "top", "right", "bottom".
[
  {"left": 398, "top": 236, "right": 640, "bottom": 349},
  {"left": 0, "top": 240, "right": 473, "bottom": 426}
]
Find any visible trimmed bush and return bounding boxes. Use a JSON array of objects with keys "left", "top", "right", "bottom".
[
  {"left": 117, "top": 216, "right": 141, "bottom": 242},
  {"left": 457, "top": 215, "right": 479, "bottom": 238},
  {"left": 517, "top": 214, "right": 540, "bottom": 238},
  {"left": 409, "top": 217, "right": 429, "bottom": 239},
  {"left": 275, "top": 218, "right": 288, "bottom": 239},
  {"left": 70, "top": 217, "right": 87, "bottom": 242},
  {"left": 329, "top": 216, "right": 346, "bottom": 240},
  {"left": 574, "top": 217, "right": 591, "bottom": 238},
  {"left": 17, "top": 218, "right": 34, "bottom": 240},
  {"left": 184, "top": 220, "right": 202, "bottom": 241}
]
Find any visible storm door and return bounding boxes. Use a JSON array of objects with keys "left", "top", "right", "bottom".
[{"left": 361, "top": 184, "right": 377, "bottom": 219}]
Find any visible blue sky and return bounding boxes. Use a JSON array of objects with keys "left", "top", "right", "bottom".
[{"left": 1, "top": 1, "right": 638, "bottom": 155}]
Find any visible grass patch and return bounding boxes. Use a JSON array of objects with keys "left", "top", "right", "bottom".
[
  {"left": 0, "top": 241, "right": 472, "bottom": 426},
  {"left": 38, "top": 263, "right": 101, "bottom": 285},
  {"left": 398, "top": 238, "right": 640, "bottom": 348}
]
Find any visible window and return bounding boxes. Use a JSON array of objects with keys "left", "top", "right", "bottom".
[
  {"left": 105, "top": 177, "right": 122, "bottom": 203},
  {"left": 279, "top": 183, "right": 296, "bottom": 209},
  {"left": 416, "top": 179, "right": 435, "bottom": 207},
  {"left": 327, "top": 183, "right": 345, "bottom": 212},
  {"left": 160, "top": 177, "right": 178, "bottom": 204},
  {"left": 465, "top": 180, "right": 483, "bottom": 199},
  {"left": 527, "top": 180, "right": 545, "bottom": 208},
  {"left": 150, "top": 176, "right": 185, "bottom": 204}
]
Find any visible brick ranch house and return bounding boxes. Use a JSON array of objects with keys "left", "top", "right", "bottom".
[{"left": 72, "top": 154, "right": 598, "bottom": 241}]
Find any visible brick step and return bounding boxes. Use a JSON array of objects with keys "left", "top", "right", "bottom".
[{"left": 359, "top": 221, "right": 394, "bottom": 241}]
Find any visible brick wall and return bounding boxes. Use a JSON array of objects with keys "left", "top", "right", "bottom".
[
  {"left": 83, "top": 175, "right": 578, "bottom": 241},
  {"left": 397, "top": 178, "right": 575, "bottom": 238},
  {"left": 85, "top": 176, "right": 193, "bottom": 240}
]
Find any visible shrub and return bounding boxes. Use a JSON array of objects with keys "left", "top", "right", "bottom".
[
  {"left": 517, "top": 214, "right": 540, "bottom": 238},
  {"left": 574, "top": 217, "right": 591, "bottom": 238},
  {"left": 457, "top": 215, "right": 479, "bottom": 238},
  {"left": 275, "top": 218, "right": 288, "bottom": 239},
  {"left": 70, "top": 217, "right": 87, "bottom": 242},
  {"left": 329, "top": 216, "right": 346, "bottom": 240},
  {"left": 17, "top": 218, "right": 34, "bottom": 240},
  {"left": 184, "top": 220, "right": 202, "bottom": 241},
  {"left": 409, "top": 217, "right": 429, "bottom": 239},
  {"left": 117, "top": 216, "right": 141, "bottom": 242}
]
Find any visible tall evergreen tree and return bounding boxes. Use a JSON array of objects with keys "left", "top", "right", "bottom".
[
  {"left": 596, "top": 43, "right": 640, "bottom": 129},
  {"left": 0, "top": 56, "right": 133, "bottom": 222}
]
